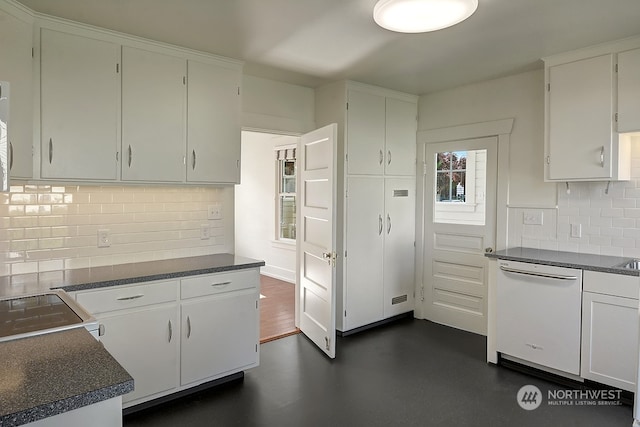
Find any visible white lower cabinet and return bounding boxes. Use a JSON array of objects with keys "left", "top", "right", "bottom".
[
  {"left": 581, "top": 271, "right": 639, "bottom": 392},
  {"left": 181, "top": 290, "right": 259, "bottom": 386},
  {"left": 74, "top": 268, "right": 260, "bottom": 408},
  {"left": 98, "top": 305, "right": 179, "bottom": 404},
  {"left": 342, "top": 176, "right": 415, "bottom": 332}
]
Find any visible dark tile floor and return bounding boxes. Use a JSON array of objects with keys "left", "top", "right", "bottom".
[{"left": 123, "top": 318, "right": 633, "bottom": 427}]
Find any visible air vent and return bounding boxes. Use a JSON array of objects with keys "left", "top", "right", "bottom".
[
  {"left": 391, "top": 294, "right": 408, "bottom": 305},
  {"left": 393, "top": 189, "right": 409, "bottom": 197}
]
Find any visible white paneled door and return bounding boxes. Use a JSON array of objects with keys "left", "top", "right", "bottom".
[
  {"left": 297, "top": 124, "right": 337, "bottom": 358},
  {"left": 422, "top": 137, "right": 497, "bottom": 335}
]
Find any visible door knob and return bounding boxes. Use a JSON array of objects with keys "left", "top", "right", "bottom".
[{"left": 485, "top": 247, "right": 494, "bottom": 253}]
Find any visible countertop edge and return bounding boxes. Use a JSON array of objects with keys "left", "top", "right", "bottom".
[
  {"left": 2, "top": 379, "right": 134, "bottom": 427},
  {"left": 486, "top": 250, "right": 639, "bottom": 277},
  {"left": 58, "top": 261, "right": 266, "bottom": 292}
]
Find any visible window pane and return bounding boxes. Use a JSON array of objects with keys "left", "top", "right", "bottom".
[
  {"left": 281, "top": 160, "right": 296, "bottom": 193},
  {"left": 280, "top": 195, "right": 296, "bottom": 239}
]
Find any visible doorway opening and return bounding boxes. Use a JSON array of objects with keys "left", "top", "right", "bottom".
[{"left": 234, "top": 130, "right": 300, "bottom": 343}]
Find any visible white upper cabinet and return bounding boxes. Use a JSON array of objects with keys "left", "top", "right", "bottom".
[
  {"left": 346, "top": 89, "right": 386, "bottom": 175},
  {"left": 186, "top": 60, "right": 241, "bottom": 183},
  {"left": 546, "top": 54, "right": 625, "bottom": 181},
  {"left": 385, "top": 98, "right": 417, "bottom": 176},
  {"left": 0, "top": 6, "right": 33, "bottom": 179},
  {"left": 121, "top": 47, "right": 186, "bottom": 182},
  {"left": 618, "top": 48, "right": 640, "bottom": 133},
  {"left": 40, "top": 29, "right": 120, "bottom": 180}
]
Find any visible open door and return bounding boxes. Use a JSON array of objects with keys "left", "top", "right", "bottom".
[{"left": 297, "top": 124, "right": 337, "bottom": 358}]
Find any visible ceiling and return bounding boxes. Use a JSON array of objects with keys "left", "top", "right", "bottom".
[{"left": 16, "top": 0, "right": 640, "bottom": 95}]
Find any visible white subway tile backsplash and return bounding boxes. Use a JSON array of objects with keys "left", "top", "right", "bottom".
[{"left": 0, "top": 183, "right": 232, "bottom": 277}]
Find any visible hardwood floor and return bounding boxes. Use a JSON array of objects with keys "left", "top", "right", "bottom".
[{"left": 259, "top": 275, "right": 299, "bottom": 343}]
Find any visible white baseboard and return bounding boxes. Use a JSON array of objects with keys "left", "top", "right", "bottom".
[{"left": 260, "top": 265, "right": 295, "bottom": 284}]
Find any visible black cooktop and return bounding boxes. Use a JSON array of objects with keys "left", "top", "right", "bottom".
[{"left": 0, "top": 294, "right": 83, "bottom": 339}]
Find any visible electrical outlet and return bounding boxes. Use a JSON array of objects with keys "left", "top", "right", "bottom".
[
  {"left": 200, "top": 224, "right": 210, "bottom": 240},
  {"left": 98, "top": 229, "right": 111, "bottom": 248},
  {"left": 523, "top": 211, "right": 543, "bottom": 225},
  {"left": 208, "top": 203, "right": 222, "bottom": 220},
  {"left": 570, "top": 223, "right": 582, "bottom": 238}
]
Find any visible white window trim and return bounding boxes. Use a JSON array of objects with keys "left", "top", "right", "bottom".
[{"left": 275, "top": 144, "right": 297, "bottom": 242}]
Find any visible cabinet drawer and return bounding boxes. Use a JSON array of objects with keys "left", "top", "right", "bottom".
[
  {"left": 181, "top": 269, "right": 258, "bottom": 300},
  {"left": 76, "top": 280, "right": 178, "bottom": 314},
  {"left": 583, "top": 270, "right": 639, "bottom": 299}
]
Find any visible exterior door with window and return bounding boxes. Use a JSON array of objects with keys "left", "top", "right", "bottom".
[{"left": 422, "top": 137, "right": 497, "bottom": 335}]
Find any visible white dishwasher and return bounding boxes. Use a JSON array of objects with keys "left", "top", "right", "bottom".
[{"left": 496, "top": 260, "right": 583, "bottom": 376}]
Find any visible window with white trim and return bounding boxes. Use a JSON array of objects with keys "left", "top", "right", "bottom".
[{"left": 276, "top": 146, "right": 296, "bottom": 241}]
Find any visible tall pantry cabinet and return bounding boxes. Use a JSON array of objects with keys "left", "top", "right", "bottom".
[{"left": 315, "top": 81, "right": 418, "bottom": 333}]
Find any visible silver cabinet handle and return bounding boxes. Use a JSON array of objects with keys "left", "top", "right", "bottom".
[
  {"left": 387, "top": 214, "right": 391, "bottom": 234},
  {"left": 98, "top": 324, "right": 105, "bottom": 337},
  {"left": 387, "top": 150, "right": 391, "bottom": 165},
  {"left": 192, "top": 149, "right": 196, "bottom": 170},
  {"left": 168, "top": 320, "right": 173, "bottom": 343},
  {"left": 48, "top": 138, "right": 53, "bottom": 164},
  {"left": 116, "top": 294, "right": 144, "bottom": 301},
  {"left": 378, "top": 214, "right": 383, "bottom": 235},
  {"left": 186, "top": 316, "right": 191, "bottom": 339},
  {"left": 128, "top": 145, "right": 132, "bottom": 167},
  {"left": 9, "top": 141, "right": 13, "bottom": 171},
  {"left": 600, "top": 146, "right": 605, "bottom": 168},
  {"left": 211, "top": 281, "right": 231, "bottom": 287},
  {"left": 379, "top": 149, "right": 383, "bottom": 165}
]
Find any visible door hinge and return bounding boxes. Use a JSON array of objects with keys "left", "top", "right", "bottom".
[
  {"left": 422, "top": 161, "right": 427, "bottom": 175},
  {"left": 31, "top": 47, "right": 34, "bottom": 58},
  {"left": 255, "top": 344, "right": 258, "bottom": 352},
  {"left": 615, "top": 112, "right": 618, "bottom": 122},
  {"left": 547, "top": 83, "right": 550, "bottom": 92},
  {"left": 256, "top": 301, "right": 258, "bottom": 309},
  {"left": 183, "top": 76, "right": 186, "bottom": 85},
  {"left": 615, "top": 63, "right": 618, "bottom": 73},
  {"left": 116, "top": 63, "right": 119, "bottom": 73},
  {"left": 545, "top": 155, "right": 551, "bottom": 165},
  {"left": 344, "top": 250, "right": 347, "bottom": 258},
  {"left": 420, "top": 286, "right": 425, "bottom": 302},
  {"left": 344, "top": 310, "right": 347, "bottom": 317},
  {"left": 346, "top": 102, "right": 349, "bottom": 110}
]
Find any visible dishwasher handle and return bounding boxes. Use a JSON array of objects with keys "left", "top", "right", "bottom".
[{"left": 499, "top": 265, "right": 578, "bottom": 281}]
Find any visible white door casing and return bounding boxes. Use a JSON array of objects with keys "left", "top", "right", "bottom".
[
  {"left": 297, "top": 124, "right": 338, "bottom": 358},
  {"left": 422, "top": 137, "right": 497, "bottom": 335}
]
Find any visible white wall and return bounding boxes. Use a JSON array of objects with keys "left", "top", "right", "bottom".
[
  {"left": 242, "top": 75, "right": 315, "bottom": 134},
  {"left": 420, "top": 70, "right": 640, "bottom": 257},
  {"left": 419, "top": 69, "right": 555, "bottom": 208},
  {"left": 235, "top": 131, "right": 298, "bottom": 283}
]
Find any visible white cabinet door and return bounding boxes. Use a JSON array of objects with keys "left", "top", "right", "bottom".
[
  {"left": 618, "top": 48, "right": 640, "bottom": 133},
  {"left": 346, "top": 89, "right": 385, "bottom": 175},
  {"left": 122, "top": 47, "right": 185, "bottom": 182},
  {"left": 98, "top": 304, "right": 179, "bottom": 404},
  {"left": 187, "top": 60, "right": 241, "bottom": 183},
  {"left": 0, "top": 8, "right": 32, "bottom": 179},
  {"left": 344, "top": 176, "right": 384, "bottom": 331},
  {"left": 180, "top": 289, "right": 258, "bottom": 386},
  {"left": 581, "top": 292, "right": 638, "bottom": 392},
  {"left": 385, "top": 98, "right": 416, "bottom": 176},
  {"left": 547, "top": 54, "right": 615, "bottom": 180},
  {"left": 40, "top": 29, "right": 119, "bottom": 180},
  {"left": 383, "top": 178, "right": 415, "bottom": 318}
]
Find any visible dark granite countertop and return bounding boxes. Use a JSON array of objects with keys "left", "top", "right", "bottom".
[
  {"left": 0, "top": 328, "right": 133, "bottom": 427},
  {"left": 486, "top": 247, "right": 639, "bottom": 276},
  {"left": 0, "top": 254, "right": 265, "bottom": 298}
]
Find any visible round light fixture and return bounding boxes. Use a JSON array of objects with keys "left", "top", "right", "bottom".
[{"left": 373, "top": 0, "right": 478, "bottom": 33}]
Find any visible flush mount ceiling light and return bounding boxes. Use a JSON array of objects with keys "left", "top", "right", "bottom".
[{"left": 373, "top": 0, "right": 478, "bottom": 33}]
